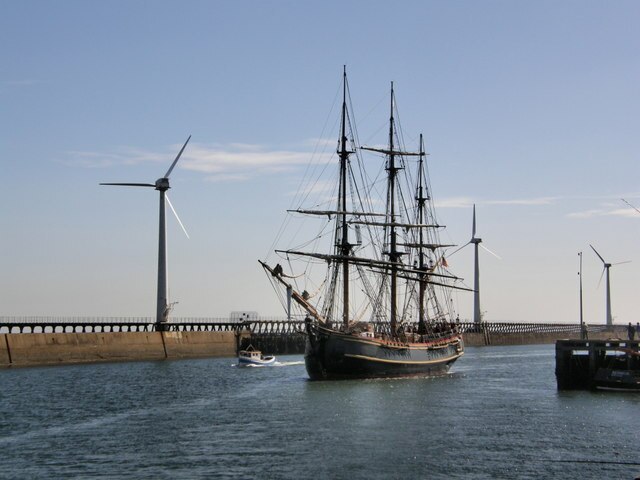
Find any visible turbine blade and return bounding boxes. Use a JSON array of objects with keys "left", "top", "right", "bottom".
[
  {"left": 448, "top": 241, "right": 471, "bottom": 257},
  {"left": 472, "top": 204, "right": 476, "bottom": 238},
  {"left": 612, "top": 260, "right": 632, "bottom": 266},
  {"left": 166, "top": 195, "right": 190, "bottom": 239},
  {"left": 480, "top": 243, "right": 502, "bottom": 260},
  {"left": 597, "top": 267, "right": 605, "bottom": 289},
  {"left": 100, "top": 182, "right": 155, "bottom": 187},
  {"left": 621, "top": 198, "right": 640, "bottom": 215},
  {"left": 590, "top": 244, "right": 606, "bottom": 264},
  {"left": 164, "top": 135, "right": 191, "bottom": 178}
]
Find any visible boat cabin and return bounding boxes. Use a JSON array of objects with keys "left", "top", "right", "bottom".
[{"left": 240, "top": 350, "right": 262, "bottom": 360}]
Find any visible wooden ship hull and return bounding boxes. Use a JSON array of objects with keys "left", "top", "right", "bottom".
[{"left": 304, "top": 323, "right": 463, "bottom": 380}]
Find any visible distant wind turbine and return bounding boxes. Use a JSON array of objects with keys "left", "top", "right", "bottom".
[
  {"left": 450, "top": 205, "right": 500, "bottom": 323},
  {"left": 589, "top": 244, "right": 630, "bottom": 328},
  {"left": 101, "top": 135, "right": 191, "bottom": 328}
]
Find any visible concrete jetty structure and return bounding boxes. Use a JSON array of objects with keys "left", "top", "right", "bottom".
[
  {"left": 0, "top": 320, "right": 250, "bottom": 368},
  {"left": 556, "top": 338, "right": 640, "bottom": 390},
  {"left": 0, "top": 316, "right": 630, "bottom": 368}
]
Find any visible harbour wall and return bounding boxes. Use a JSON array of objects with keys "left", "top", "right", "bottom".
[
  {"left": 0, "top": 320, "right": 629, "bottom": 367},
  {"left": 0, "top": 330, "right": 245, "bottom": 368},
  {"left": 462, "top": 326, "right": 627, "bottom": 347}
]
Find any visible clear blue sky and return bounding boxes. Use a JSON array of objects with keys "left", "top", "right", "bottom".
[{"left": 1, "top": 0, "right": 639, "bottom": 324}]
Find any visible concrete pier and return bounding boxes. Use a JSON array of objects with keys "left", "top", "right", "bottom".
[
  {"left": 0, "top": 330, "right": 249, "bottom": 368},
  {"left": 0, "top": 317, "right": 632, "bottom": 368}
]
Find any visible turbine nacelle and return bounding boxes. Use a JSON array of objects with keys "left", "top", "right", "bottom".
[
  {"left": 590, "top": 244, "right": 628, "bottom": 277},
  {"left": 449, "top": 205, "right": 499, "bottom": 260},
  {"left": 155, "top": 178, "right": 171, "bottom": 191}
]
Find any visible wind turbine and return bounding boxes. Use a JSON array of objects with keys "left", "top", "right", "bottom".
[
  {"left": 101, "top": 135, "right": 191, "bottom": 329},
  {"left": 451, "top": 204, "right": 500, "bottom": 323},
  {"left": 590, "top": 244, "right": 630, "bottom": 328}
]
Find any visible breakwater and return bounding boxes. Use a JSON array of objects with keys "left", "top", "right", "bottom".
[
  {"left": 461, "top": 323, "right": 625, "bottom": 347},
  {"left": 0, "top": 330, "right": 249, "bottom": 368},
  {"left": 0, "top": 317, "right": 628, "bottom": 367}
]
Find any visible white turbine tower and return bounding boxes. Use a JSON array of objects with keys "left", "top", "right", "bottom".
[
  {"left": 452, "top": 205, "right": 500, "bottom": 323},
  {"left": 101, "top": 135, "right": 191, "bottom": 329},
  {"left": 590, "top": 244, "right": 630, "bottom": 328}
]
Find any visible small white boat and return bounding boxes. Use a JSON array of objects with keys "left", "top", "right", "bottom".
[{"left": 238, "top": 346, "right": 276, "bottom": 366}]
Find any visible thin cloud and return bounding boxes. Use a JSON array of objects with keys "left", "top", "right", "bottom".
[
  {"left": 301, "top": 137, "right": 336, "bottom": 149},
  {"left": 204, "top": 173, "right": 251, "bottom": 183},
  {"left": 66, "top": 142, "right": 331, "bottom": 181},
  {"left": 486, "top": 196, "right": 559, "bottom": 206},
  {"left": 64, "top": 148, "right": 165, "bottom": 168},
  {"left": 567, "top": 208, "right": 639, "bottom": 219},
  {"left": 288, "top": 179, "right": 337, "bottom": 198},
  {"left": 435, "top": 197, "right": 475, "bottom": 209},
  {"left": 181, "top": 144, "right": 313, "bottom": 174},
  {"left": 567, "top": 209, "right": 606, "bottom": 219},
  {"left": 436, "top": 196, "right": 560, "bottom": 209}
]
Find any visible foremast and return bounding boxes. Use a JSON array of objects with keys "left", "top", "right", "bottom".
[{"left": 263, "top": 67, "right": 356, "bottom": 329}]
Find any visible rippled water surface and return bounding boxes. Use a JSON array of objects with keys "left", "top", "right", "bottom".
[{"left": 1, "top": 345, "right": 639, "bottom": 479}]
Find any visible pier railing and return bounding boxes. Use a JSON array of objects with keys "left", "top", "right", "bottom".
[
  {"left": 0, "top": 316, "right": 252, "bottom": 334},
  {"left": 457, "top": 322, "right": 608, "bottom": 334},
  {"left": 0, "top": 316, "right": 614, "bottom": 335}
]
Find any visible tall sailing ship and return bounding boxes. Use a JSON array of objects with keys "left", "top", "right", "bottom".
[{"left": 260, "top": 69, "right": 469, "bottom": 380}]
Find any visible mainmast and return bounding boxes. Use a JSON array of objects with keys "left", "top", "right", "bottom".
[
  {"left": 416, "top": 134, "right": 428, "bottom": 334},
  {"left": 338, "top": 66, "right": 351, "bottom": 329},
  {"left": 387, "top": 82, "right": 400, "bottom": 333}
]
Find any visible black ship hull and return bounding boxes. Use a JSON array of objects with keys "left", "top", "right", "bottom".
[{"left": 304, "top": 323, "right": 464, "bottom": 380}]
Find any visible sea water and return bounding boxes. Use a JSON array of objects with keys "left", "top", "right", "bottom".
[{"left": 0, "top": 344, "right": 638, "bottom": 479}]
